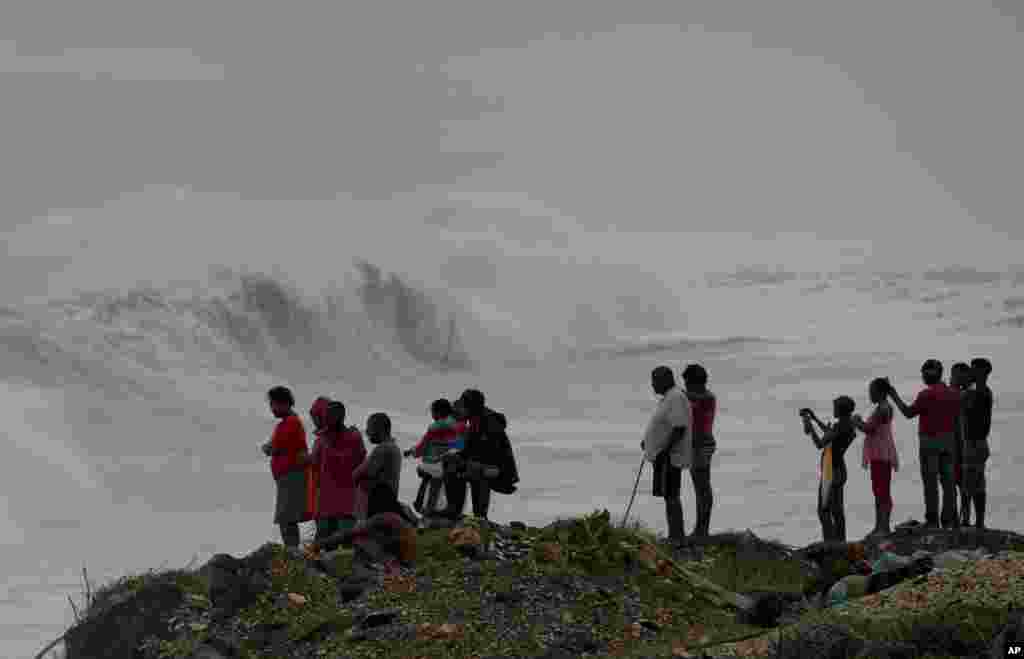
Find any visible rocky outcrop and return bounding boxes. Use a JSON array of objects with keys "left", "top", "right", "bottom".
[{"left": 64, "top": 578, "right": 185, "bottom": 659}]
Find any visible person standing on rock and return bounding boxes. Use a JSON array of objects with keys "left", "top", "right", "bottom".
[
  {"left": 641, "top": 366, "right": 692, "bottom": 548},
  {"left": 802, "top": 396, "right": 857, "bottom": 543},
  {"left": 682, "top": 363, "right": 716, "bottom": 538},
  {"left": 261, "top": 386, "right": 311, "bottom": 551},
  {"left": 307, "top": 396, "right": 331, "bottom": 533},
  {"left": 311, "top": 401, "right": 366, "bottom": 542},
  {"left": 885, "top": 360, "right": 962, "bottom": 529},
  {"left": 961, "top": 358, "right": 994, "bottom": 529},
  {"left": 852, "top": 379, "right": 899, "bottom": 537},
  {"left": 949, "top": 362, "right": 973, "bottom": 525}
]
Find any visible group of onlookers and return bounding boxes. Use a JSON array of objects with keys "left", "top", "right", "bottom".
[
  {"left": 264, "top": 355, "right": 995, "bottom": 554},
  {"left": 798, "top": 357, "right": 993, "bottom": 542},
  {"left": 262, "top": 386, "right": 518, "bottom": 555},
  {"left": 639, "top": 358, "right": 994, "bottom": 547}
]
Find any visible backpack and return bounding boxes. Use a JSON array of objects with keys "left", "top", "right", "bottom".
[{"left": 487, "top": 411, "right": 520, "bottom": 495}]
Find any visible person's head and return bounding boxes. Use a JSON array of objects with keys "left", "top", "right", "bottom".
[
  {"left": 920, "top": 359, "right": 943, "bottom": 386},
  {"left": 833, "top": 395, "right": 855, "bottom": 419},
  {"left": 651, "top": 365, "right": 675, "bottom": 396},
  {"left": 267, "top": 386, "right": 295, "bottom": 418},
  {"left": 365, "top": 412, "right": 392, "bottom": 443},
  {"left": 971, "top": 358, "right": 992, "bottom": 384},
  {"left": 459, "top": 389, "right": 486, "bottom": 417},
  {"left": 430, "top": 398, "right": 454, "bottom": 421},
  {"left": 950, "top": 362, "right": 972, "bottom": 389},
  {"left": 681, "top": 363, "right": 709, "bottom": 393},
  {"left": 326, "top": 401, "right": 346, "bottom": 432},
  {"left": 310, "top": 396, "right": 331, "bottom": 430},
  {"left": 869, "top": 378, "right": 888, "bottom": 404}
]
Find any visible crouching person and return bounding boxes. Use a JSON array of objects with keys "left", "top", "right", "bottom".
[{"left": 309, "top": 482, "right": 418, "bottom": 565}]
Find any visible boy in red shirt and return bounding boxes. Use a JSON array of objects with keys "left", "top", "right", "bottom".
[
  {"left": 885, "top": 360, "right": 961, "bottom": 529},
  {"left": 261, "top": 386, "right": 311, "bottom": 549}
]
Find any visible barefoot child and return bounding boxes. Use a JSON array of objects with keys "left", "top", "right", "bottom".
[
  {"left": 852, "top": 379, "right": 899, "bottom": 536},
  {"left": 801, "top": 396, "right": 857, "bottom": 543}
]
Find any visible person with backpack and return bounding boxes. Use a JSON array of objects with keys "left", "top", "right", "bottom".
[{"left": 440, "top": 389, "right": 518, "bottom": 522}]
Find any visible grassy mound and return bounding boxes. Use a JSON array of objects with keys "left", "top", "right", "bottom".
[{"left": 55, "top": 513, "right": 1024, "bottom": 659}]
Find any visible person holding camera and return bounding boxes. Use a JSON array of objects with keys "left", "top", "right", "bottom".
[
  {"left": 884, "top": 359, "right": 961, "bottom": 529},
  {"left": 801, "top": 397, "right": 857, "bottom": 543}
]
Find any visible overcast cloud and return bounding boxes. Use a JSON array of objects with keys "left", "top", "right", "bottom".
[{"left": 1, "top": 1, "right": 1021, "bottom": 273}]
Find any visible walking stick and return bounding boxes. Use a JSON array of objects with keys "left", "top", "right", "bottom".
[{"left": 621, "top": 456, "right": 645, "bottom": 528}]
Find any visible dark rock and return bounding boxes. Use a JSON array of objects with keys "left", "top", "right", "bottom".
[
  {"left": 204, "top": 636, "right": 241, "bottom": 658},
  {"left": 593, "top": 606, "right": 611, "bottom": 627},
  {"left": 638, "top": 619, "right": 660, "bottom": 632},
  {"left": 339, "top": 576, "right": 372, "bottom": 602},
  {"left": 495, "top": 590, "right": 524, "bottom": 605},
  {"left": 770, "top": 623, "right": 863, "bottom": 659},
  {"left": 248, "top": 622, "right": 289, "bottom": 649},
  {"left": 64, "top": 579, "right": 184, "bottom": 659},
  {"left": 736, "top": 592, "right": 786, "bottom": 628},
  {"left": 464, "top": 561, "right": 484, "bottom": 577},
  {"left": 557, "top": 628, "right": 600, "bottom": 654},
  {"left": 908, "top": 622, "right": 987, "bottom": 657},
  {"left": 853, "top": 640, "right": 918, "bottom": 659},
  {"left": 357, "top": 608, "right": 401, "bottom": 629},
  {"left": 990, "top": 609, "right": 1024, "bottom": 659},
  {"left": 187, "top": 644, "right": 230, "bottom": 659},
  {"left": 202, "top": 547, "right": 274, "bottom": 620}
]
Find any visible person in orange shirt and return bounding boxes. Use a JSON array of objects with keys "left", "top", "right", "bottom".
[{"left": 261, "top": 386, "right": 311, "bottom": 550}]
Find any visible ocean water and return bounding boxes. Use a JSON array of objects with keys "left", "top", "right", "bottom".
[{"left": 1, "top": 252, "right": 1021, "bottom": 656}]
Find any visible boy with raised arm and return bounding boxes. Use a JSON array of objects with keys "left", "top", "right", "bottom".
[{"left": 884, "top": 360, "right": 961, "bottom": 528}]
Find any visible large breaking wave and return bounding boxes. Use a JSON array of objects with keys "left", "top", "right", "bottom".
[{"left": 0, "top": 263, "right": 482, "bottom": 395}]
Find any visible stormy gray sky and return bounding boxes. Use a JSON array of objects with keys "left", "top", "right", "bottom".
[{"left": 2, "top": 0, "right": 1022, "bottom": 298}]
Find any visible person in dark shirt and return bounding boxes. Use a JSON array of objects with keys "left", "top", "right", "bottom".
[
  {"left": 885, "top": 359, "right": 961, "bottom": 528},
  {"left": 949, "top": 362, "right": 973, "bottom": 526},
  {"left": 962, "top": 358, "right": 994, "bottom": 529},
  {"left": 802, "top": 396, "right": 857, "bottom": 543}
]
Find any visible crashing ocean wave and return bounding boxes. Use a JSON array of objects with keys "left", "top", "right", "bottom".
[{"left": 0, "top": 263, "right": 478, "bottom": 392}]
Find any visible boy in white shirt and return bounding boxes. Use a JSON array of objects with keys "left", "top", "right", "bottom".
[{"left": 641, "top": 365, "right": 693, "bottom": 547}]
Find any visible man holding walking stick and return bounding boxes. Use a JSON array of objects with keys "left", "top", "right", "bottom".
[{"left": 639, "top": 366, "right": 693, "bottom": 547}]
